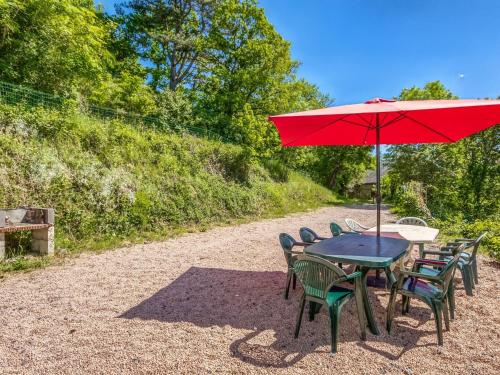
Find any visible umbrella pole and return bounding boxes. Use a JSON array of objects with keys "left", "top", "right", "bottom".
[{"left": 376, "top": 114, "right": 381, "bottom": 237}]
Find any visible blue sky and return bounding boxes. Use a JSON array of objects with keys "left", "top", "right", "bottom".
[{"left": 97, "top": 0, "right": 500, "bottom": 105}]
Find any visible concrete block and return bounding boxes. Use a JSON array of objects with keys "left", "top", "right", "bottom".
[
  {"left": 32, "top": 227, "right": 54, "bottom": 256},
  {"left": 0, "top": 233, "right": 5, "bottom": 259}
]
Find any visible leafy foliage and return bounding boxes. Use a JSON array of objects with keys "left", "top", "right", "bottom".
[
  {"left": 155, "top": 89, "right": 196, "bottom": 130},
  {"left": 386, "top": 81, "right": 499, "bottom": 221},
  {"left": 0, "top": 0, "right": 113, "bottom": 95},
  {"left": 307, "top": 146, "right": 373, "bottom": 194},
  {"left": 0, "top": 102, "right": 336, "bottom": 260},
  {"left": 385, "top": 81, "right": 499, "bottom": 259},
  {"left": 0, "top": 0, "right": 371, "bottom": 198},
  {"left": 118, "top": 0, "right": 215, "bottom": 91}
]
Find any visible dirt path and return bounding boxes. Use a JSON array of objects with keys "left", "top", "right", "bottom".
[{"left": 0, "top": 205, "right": 499, "bottom": 374}]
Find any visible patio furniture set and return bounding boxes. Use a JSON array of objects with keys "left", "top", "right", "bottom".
[{"left": 279, "top": 217, "right": 487, "bottom": 353}]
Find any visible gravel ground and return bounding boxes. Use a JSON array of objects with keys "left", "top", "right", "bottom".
[{"left": 0, "top": 205, "right": 499, "bottom": 375}]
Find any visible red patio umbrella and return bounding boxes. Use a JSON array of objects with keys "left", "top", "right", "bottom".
[{"left": 269, "top": 98, "right": 500, "bottom": 236}]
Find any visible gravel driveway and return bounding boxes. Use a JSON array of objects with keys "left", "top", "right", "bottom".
[{"left": 0, "top": 205, "right": 498, "bottom": 374}]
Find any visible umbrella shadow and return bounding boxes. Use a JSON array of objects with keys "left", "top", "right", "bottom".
[
  {"left": 119, "top": 267, "right": 373, "bottom": 368},
  {"left": 343, "top": 203, "right": 392, "bottom": 211}
]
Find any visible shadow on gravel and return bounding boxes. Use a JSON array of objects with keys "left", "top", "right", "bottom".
[
  {"left": 120, "top": 267, "right": 431, "bottom": 367},
  {"left": 343, "top": 203, "right": 392, "bottom": 211}
]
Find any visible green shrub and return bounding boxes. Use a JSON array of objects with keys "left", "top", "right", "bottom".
[
  {"left": 461, "top": 219, "right": 499, "bottom": 260},
  {"left": 430, "top": 217, "right": 499, "bottom": 261},
  {"left": 392, "top": 181, "right": 431, "bottom": 218},
  {"left": 0, "top": 102, "right": 336, "bottom": 265},
  {"left": 262, "top": 158, "right": 290, "bottom": 183}
]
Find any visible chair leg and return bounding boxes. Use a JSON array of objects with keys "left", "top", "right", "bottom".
[
  {"left": 292, "top": 273, "right": 297, "bottom": 290},
  {"left": 448, "top": 281, "right": 455, "bottom": 320},
  {"left": 467, "top": 265, "right": 475, "bottom": 289},
  {"left": 386, "top": 290, "right": 398, "bottom": 334},
  {"left": 442, "top": 297, "right": 450, "bottom": 331},
  {"left": 418, "top": 243, "right": 424, "bottom": 258},
  {"left": 464, "top": 264, "right": 476, "bottom": 289},
  {"left": 294, "top": 294, "right": 306, "bottom": 338},
  {"left": 309, "top": 301, "right": 317, "bottom": 321},
  {"left": 402, "top": 296, "right": 410, "bottom": 314},
  {"left": 284, "top": 273, "right": 292, "bottom": 300},
  {"left": 461, "top": 267, "right": 473, "bottom": 296},
  {"left": 328, "top": 302, "right": 342, "bottom": 353},
  {"left": 472, "top": 259, "right": 479, "bottom": 284},
  {"left": 433, "top": 302, "right": 444, "bottom": 346}
]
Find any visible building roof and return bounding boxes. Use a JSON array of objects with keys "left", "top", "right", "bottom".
[{"left": 361, "top": 165, "right": 389, "bottom": 185}]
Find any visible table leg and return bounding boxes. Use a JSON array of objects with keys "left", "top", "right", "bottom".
[
  {"left": 385, "top": 267, "right": 397, "bottom": 289},
  {"left": 360, "top": 266, "right": 380, "bottom": 335}
]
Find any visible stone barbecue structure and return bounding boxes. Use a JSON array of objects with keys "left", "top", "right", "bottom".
[{"left": 0, "top": 207, "right": 55, "bottom": 259}]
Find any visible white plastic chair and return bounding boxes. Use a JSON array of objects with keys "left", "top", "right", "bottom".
[
  {"left": 344, "top": 218, "right": 369, "bottom": 233},
  {"left": 396, "top": 217, "right": 428, "bottom": 227}
]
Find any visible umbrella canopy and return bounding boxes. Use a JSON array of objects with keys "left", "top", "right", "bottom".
[{"left": 269, "top": 98, "right": 500, "bottom": 235}]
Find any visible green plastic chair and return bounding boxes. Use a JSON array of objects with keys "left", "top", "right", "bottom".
[
  {"left": 386, "top": 250, "right": 462, "bottom": 346},
  {"left": 330, "top": 221, "right": 356, "bottom": 237},
  {"left": 445, "top": 232, "right": 487, "bottom": 294},
  {"left": 413, "top": 243, "right": 464, "bottom": 319},
  {"left": 292, "top": 254, "right": 367, "bottom": 353},
  {"left": 421, "top": 232, "right": 487, "bottom": 297},
  {"left": 299, "top": 227, "right": 327, "bottom": 243},
  {"left": 279, "top": 233, "right": 310, "bottom": 299}
]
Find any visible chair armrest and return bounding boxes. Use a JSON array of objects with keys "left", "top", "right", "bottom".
[
  {"left": 294, "top": 241, "right": 311, "bottom": 247},
  {"left": 454, "top": 238, "right": 474, "bottom": 242},
  {"left": 317, "top": 236, "right": 328, "bottom": 241},
  {"left": 399, "top": 269, "right": 442, "bottom": 282},
  {"left": 342, "top": 271, "right": 363, "bottom": 282},
  {"left": 422, "top": 250, "right": 453, "bottom": 257},
  {"left": 342, "top": 231, "right": 360, "bottom": 235},
  {"left": 414, "top": 258, "right": 447, "bottom": 267}
]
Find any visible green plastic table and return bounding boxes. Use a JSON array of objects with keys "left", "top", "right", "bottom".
[{"left": 305, "top": 234, "right": 410, "bottom": 335}]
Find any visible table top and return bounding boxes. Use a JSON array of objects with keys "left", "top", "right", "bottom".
[
  {"left": 304, "top": 235, "right": 410, "bottom": 268},
  {"left": 366, "top": 224, "right": 439, "bottom": 243}
]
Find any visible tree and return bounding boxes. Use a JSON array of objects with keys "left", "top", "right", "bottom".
[
  {"left": 118, "top": 0, "right": 216, "bottom": 91},
  {"left": 308, "top": 146, "right": 373, "bottom": 194},
  {"left": 460, "top": 127, "right": 500, "bottom": 219},
  {"left": 195, "top": 0, "right": 295, "bottom": 132},
  {"left": 0, "top": 0, "right": 113, "bottom": 95},
  {"left": 385, "top": 81, "right": 499, "bottom": 221}
]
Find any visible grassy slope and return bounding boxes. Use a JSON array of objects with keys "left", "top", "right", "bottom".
[{"left": 0, "top": 104, "right": 339, "bottom": 274}]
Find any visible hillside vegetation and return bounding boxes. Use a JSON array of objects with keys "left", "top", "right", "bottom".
[{"left": 0, "top": 103, "right": 337, "bottom": 271}]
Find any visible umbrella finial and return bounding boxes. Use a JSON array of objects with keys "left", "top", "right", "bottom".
[{"left": 365, "top": 98, "right": 396, "bottom": 104}]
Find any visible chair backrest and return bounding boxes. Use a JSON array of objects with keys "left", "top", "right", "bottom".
[
  {"left": 293, "top": 254, "right": 346, "bottom": 300},
  {"left": 396, "top": 217, "right": 428, "bottom": 226},
  {"left": 330, "top": 222, "right": 343, "bottom": 236},
  {"left": 279, "top": 233, "right": 299, "bottom": 267},
  {"left": 463, "top": 232, "right": 488, "bottom": 263},
  {"left": 436, "top": 243, "right": 465, "bottom": 294},
  {"left": 299, "top": 227, "right": 319, "bottom": 243},
  {"left": 345, "top": 218, "right": 368, "bottom": 233}
]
